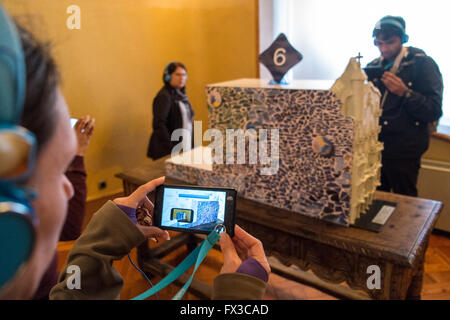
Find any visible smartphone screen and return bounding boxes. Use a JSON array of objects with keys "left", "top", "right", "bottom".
[
  {"left": 154, "top": 184, "right": 236, "bottom": 237},
  {"left": 70, "top": 118, "right": 78, "bottom": 128}
]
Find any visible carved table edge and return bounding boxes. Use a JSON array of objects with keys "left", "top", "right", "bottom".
[
  {"left": 237, "top": 214, "right": 417, "bottom": 268},
  {"left": 265, "top": 249, "right": 379, "bottom": 299},
  {"left": 407, "top": 201, "right": 443, "bottom": 268}
]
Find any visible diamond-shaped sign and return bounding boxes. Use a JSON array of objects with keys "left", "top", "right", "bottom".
[{"left": 259, "top": 33, "right": 303, "bottom": 84}]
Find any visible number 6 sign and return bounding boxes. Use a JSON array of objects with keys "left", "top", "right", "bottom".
[
  {"left": 259, "top": 33, "right": 303, "bottom": 84},
  {"left": 273, "top": 48, "right": 287, "bottom": 66}
]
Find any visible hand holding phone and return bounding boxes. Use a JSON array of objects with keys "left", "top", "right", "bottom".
[
  {"left": 70, "top": 117, "right": 78, "bottom": 128},
  {"left": 71, "top": 116, "right": 95, "bottom": 156},
  {"left": 153, "top": 184, "right": 237, "bottom": 237},
  {"left": 219, "top": 225, "right": 270, "bottom": 276},
  {"left": 113, "top": 177, "right": 170, "bottom": 242}
]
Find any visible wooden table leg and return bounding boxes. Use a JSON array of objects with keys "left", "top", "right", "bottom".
[
  {"left": 406, "top": 234, "right": 430, "bottom": 300},
  {"left": 406, "top": 263, "right": 424, "bottom": 300}
]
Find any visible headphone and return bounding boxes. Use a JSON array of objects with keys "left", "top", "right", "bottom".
[
  {"left": 163, "top": 62, "right": 174, "bottom": 84},
  {"left": 374, "top": 16, "right": 409, "bottom": 44},
  {"left": 0, "top": 5, "right": 38, "bottom": 289}
]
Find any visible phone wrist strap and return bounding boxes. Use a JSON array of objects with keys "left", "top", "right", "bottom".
[{"left": 131, "top": 227, "right": 222, "bottom": 300}]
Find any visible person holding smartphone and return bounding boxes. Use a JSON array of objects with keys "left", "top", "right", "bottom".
[
  {"left": 51, "top": 177, "right": 269, "bottom": 299},
  {"left": 366, "top": 16, "right": 443, "bottom": 197},
  {"left": 147, "top": 62, "right": 194, "bottom": 160},
  {"left": 0, "top": 11, "right": 268, "bottom": 299}
]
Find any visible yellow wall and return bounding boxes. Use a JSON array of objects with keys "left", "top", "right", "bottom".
[
  {"left": 423, "top": 136, "right": 450, "bottom": 162},
  {"left": 2, "top": 0, "right": 259, "bottom": 199}
]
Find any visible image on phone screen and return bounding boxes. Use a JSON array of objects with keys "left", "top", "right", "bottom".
[{"left": 160, "top": 187, "right": 227, "bottom": 233}]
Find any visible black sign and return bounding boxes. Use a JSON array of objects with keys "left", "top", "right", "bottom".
[{"left": 259, "top": 33, "right": 303, "bottom": 84}]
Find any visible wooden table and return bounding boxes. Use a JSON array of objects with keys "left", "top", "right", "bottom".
[{"left": 116, "top": 157, "right": 443, "bottom": 300}]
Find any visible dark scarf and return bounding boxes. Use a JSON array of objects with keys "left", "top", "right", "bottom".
[
  {"left": 167, "top": 85, "right": 193, "bottom": 118},
  {"left": 173, "top": 87, "right": 189, "bottom": 104}
]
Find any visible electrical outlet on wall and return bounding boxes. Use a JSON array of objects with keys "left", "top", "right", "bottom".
[{"left": 98, "top": 181, "right": 107, "bottom": 190}]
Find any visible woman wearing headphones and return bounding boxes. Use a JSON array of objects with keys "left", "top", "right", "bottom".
[
  {"left": 0, "top": 7, "right": 269, "bottom": 299},
  {"left": 147, "top": 62, "right": 194, "bottom": 160}
]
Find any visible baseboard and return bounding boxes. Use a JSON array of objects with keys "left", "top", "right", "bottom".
[{"left": 432, "top": 228, "right": 450, "bottom": 238}]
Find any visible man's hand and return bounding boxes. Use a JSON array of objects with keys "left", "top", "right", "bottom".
[{"left": 381, "top": 71, "right": 408, "bottom": 97}]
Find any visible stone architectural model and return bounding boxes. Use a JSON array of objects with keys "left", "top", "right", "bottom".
[{"left": 165, "top": 58, "right": 383, "bottom": 226}]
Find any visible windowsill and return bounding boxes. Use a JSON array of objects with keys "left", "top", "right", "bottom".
[{"left": 433, "top": 125, "right": 450, "bottom": 143}]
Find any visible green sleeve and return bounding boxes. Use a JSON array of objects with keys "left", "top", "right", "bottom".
[
  {"left": 49, "top": 201, "right": 146, "bottom": 300},
  {"left": 212, "top": 273, "right": 267, "bottom": 300}
]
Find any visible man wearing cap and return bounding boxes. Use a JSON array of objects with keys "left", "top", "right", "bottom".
[{"left": 366, "top": 15, "right": 443, "bottom": 197}]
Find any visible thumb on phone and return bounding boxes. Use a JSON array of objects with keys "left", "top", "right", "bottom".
[{"left": 132, "top": 176, "right": 165, "bottom": 204}]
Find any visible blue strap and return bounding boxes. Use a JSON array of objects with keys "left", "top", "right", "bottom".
[{"left": 131, "top": 229, "right": 221, "bottom": 300}]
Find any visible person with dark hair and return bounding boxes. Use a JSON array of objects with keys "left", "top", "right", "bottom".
[
  {"left": 147, "top": 62, "right": 194, "bottom": 160},
  {"left": 366, "top": 15, "right": 443, "bottom": 197},
  {"left": 0, "top": 7, "right": 269, "bottom": 299}
]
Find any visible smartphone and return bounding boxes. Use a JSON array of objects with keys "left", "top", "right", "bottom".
[
  {"left": 363, "top": 65, "right": 385, "bottom": 80},
  {"left": 153, "top": 184, "right": 237, "bottom": 237},
  {"left": 70, "top": 117, "right": 78, "bottom": 128}
]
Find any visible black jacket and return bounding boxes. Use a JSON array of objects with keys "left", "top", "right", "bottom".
[
  {"left": 147, "top": 85, "right": 194, "bottom": 160},
  {"left": 367, "top": 47, "right": 443, "bottom": 159}
]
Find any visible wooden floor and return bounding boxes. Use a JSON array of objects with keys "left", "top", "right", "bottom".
[{"left": 56, "top": 194, "right": 450, "bottom": 300}]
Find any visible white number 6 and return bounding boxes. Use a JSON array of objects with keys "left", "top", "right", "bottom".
[{"left": 273, "top": 48, "right": 286, "bottom": 66}]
